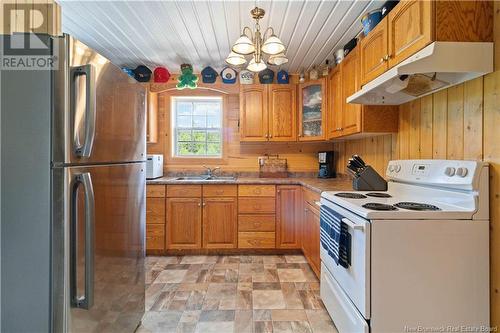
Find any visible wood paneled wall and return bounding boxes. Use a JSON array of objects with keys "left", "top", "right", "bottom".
[
  {"left": 147, "top": 85, "right": 333, "bottom": 173},
  {"left": 333, "top": 5, "right": 500, "bottom": 322}
]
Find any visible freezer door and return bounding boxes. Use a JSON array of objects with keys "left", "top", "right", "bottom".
[
  {"left": 53, "top": 35, "right": 146, "bottom": 165},
  {"left": 53, "top": 162, "right": 145, "bottom": 332}
]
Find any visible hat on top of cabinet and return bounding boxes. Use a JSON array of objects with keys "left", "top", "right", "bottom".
[
  {"left": 239, "top": 70, "right": 255, "bottom": 84},
  {"left": 133, "top": 65, "right": 152, "bottom": 82},
  {"left": 259, "top": 68, "right": 274, "bottom": 84},
  {"left": 221, "top": 67, "right": 237, "bottom": 84},
  {"left": 201, "top": 66, "right": 218, "bottom": 83},
  {"left": 153, "top": 67, "right": 170, "bottom": 83},
  {"left": 277, "top": 70, "right": 289, "bottom": 84}
]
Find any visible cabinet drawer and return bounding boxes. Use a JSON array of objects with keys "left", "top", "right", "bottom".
[
  {"left": 303, "top": 188, "right": 321, "bottom": 208},
  {"left": 238, "top": 185, "right": 275, "bottom": 197},
  {"left": 147, "top": 185, "right": 165, "bottom": 198},
  {"left": 167, "top": 185, "right": 202, "bottom": 197},
  {"left": 203, "top": 185, "right": 238, "bottom": 197},
  {"left": 146, "top": 197, "right": 165, "bottom": 224},
  {"left": 238, "top": 232, "right": 276, "bottom": 249},
  {"left": 146, "top": 224, "right": 165, "bottom": 250},
  {"left": 238, "top": 197, "right": 276, "bottom": 214},
  {"left": 238, "top": 215, "right": 275, "bottom": 232}
]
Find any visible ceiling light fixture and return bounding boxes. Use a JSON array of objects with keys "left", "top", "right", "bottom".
[
  {"left": 225, "top": 51, "right": 247, "bottom": 66},
  {"left": 225, "top": 7, "right": 288, "bottom": 72},
  {"left": 267, "top": 52, "right": 288, "bottom": 66}
]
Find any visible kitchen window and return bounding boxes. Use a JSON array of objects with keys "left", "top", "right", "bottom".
[{"left": 171, "top": 96, "right": 223, "bottom": 158}]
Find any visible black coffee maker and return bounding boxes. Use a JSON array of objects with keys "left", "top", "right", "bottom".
[{"left": 318, "top": 151, "right": 335, "bottom": 178}]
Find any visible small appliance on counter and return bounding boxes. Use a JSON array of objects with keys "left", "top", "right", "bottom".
[
  {"left": 346, "top": 154, "right": 387, "bottom": 190},
  {"left": 146, "top": 154, "right": 164, "bottom": 179},
  {"left": 318, "top": 151, "right": 336, "bottom": 178}
]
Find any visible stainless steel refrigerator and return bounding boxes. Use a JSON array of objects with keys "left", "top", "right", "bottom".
[{"left": 1, "top": 34, "right": 146, "bottom": 332}]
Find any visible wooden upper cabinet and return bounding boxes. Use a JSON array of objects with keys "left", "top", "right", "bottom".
[
  {"left": 166, "top": 198, "right": 202, "bottom": 249},
  {"left": 203, "top": 197, "right": 238, "bottom": 249},
  {"left": 298, "top": 78, "right": 327, "bottom": 141},
  {"left": 276, "top": 185, "right": 301, "bottom": 249},
  {"left": 360, "top": 18, "right": 389, "bottom": 85},
  {"left": 327, "top": 67, "right": 343, "bottom": 139},
  {"left": 388, "top": 0, "right": 433, "bottom": 68},
  {"left": 434, "top": 1, "right": 493, "bottom": 42},
  {"left": 240, "top": 85, "right": 268, "bottom": 141},
  {"left": 268, "top": 84, "right": 297, "bottom": 141},
  {"left": 341, "top": 48, "right": 362, "bottom": 136}
]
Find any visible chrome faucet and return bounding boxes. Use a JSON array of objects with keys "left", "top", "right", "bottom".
[{"left": 202, "top": 165, "right": 221, "bottom": 179}]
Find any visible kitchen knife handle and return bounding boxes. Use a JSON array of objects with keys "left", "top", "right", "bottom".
[
  {"left": 71, "top": 64, "right": 96, "bottom": 158},
  {"left": 70, "top": 172, "right": 95, "bottom": 310}
]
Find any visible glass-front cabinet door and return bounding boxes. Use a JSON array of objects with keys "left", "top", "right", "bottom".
[{"left": 298, "top": 78, "right": 326, "bottom": 141}]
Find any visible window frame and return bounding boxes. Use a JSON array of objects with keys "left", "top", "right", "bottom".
[{"left": 171, "top": 96, "right": 224, "bottom": 159}]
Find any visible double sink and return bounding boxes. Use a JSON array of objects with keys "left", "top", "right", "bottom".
[{"left": 174, "top": 176, "right": 237, "bottom": 181}]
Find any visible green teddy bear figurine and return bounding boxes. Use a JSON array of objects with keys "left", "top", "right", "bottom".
[{"left": 176, "top": 63, "right": 198, "bottom": 90}]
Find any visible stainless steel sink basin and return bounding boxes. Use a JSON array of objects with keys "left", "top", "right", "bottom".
[{"left": 174, "top": 176, "right": 237, "bottom": 181}]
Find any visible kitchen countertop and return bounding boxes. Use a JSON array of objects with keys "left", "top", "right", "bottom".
[{"left": 147, "top": 176, "right": 353, "bottom": 194}]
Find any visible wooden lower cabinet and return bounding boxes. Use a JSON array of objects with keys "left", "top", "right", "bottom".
[
  {"left": 238, "top": 185, "right": 277, "bottom": 248},
  {"left": 276, "top": 185, "right": 301, "bottom": 249},
  {"left": 146, "top": 185, "right": 166, "bottom": 252},
  {"left": 166, "top": 197, "right": 202, "bottom": 249},
  {"left": 303, "top": 203, "right": 321, "bottom": 277},
  {"left": 238, "top": 215, "right": 275, "bottom": 232},
  {"left": 238, "top": 232, "right": 276, "bottom": 249},
  {"left": 146, "top": 224, "right": 165, "bottom": 250},
  {"left": 203, "top": 197, "right": 238, "bottom": 248},
  {"left": 301, "top": 188, "right": 321, "bottom": 277}
]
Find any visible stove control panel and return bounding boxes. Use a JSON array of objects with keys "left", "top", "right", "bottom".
[
  {"left": 386, "top": 159, "right": 486, "bottom": 190},
  {"left": 412, "top": 164, "right": 431, "bottom": 176}
]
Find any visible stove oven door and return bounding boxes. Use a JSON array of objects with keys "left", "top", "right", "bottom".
[{"left": 319, "top": 198, "right": 371, "bottom": 319}]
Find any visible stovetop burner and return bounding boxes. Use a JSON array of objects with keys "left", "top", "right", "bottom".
[
  {"left": 366, "top": 192, "right": 392, "bottom": 198},
  {"left": 394, "top": 202, "right": 441, "bottom": 211},
  {"left": 362, "top": 203, "right": 398, "bottom": 211},
  {"left": 335, "top": 192, "right": 367, "bottom": 199}
]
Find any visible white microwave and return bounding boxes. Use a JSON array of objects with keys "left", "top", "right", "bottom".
[{"left": 146, "top": 154, "right": 163, "bottom": 179}]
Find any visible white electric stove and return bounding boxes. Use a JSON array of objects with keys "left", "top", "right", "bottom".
[{"left": 319, "top": 160, "right": 490, "bottom": 333}]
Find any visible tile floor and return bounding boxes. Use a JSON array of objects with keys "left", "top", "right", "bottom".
[{"left": 138, "top": 255, "right": 338, "bottom": 333}]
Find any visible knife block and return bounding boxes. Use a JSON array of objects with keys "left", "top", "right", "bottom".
[{"left": 352, "top": 166, "right": 387, "bottom": 191}]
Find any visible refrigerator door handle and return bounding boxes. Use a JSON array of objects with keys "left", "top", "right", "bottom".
[
  {"left": 70, "top": 172, "right": 95, "bottom": 310},
  {"left": 70, "top": 64, "right": 96, "bottom": 158}
]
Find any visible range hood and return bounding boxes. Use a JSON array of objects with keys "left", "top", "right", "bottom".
[{"left": 347, "top": 42, "right": 493, "bottom": 105}]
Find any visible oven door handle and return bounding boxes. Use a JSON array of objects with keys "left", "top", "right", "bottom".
[{"left": 341, "top": 217, "right": 364, "bottom": 231}]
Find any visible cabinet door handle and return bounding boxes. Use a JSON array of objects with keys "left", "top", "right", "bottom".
[{"left": 380, "top": 54, "right": 390, "bottom": 62}]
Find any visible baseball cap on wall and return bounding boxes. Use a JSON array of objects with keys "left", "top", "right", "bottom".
[
  {"left": 239, "top": 70, "right": 254, "bottom": 84},
  {"left": 154, "top": 67, "right": 170, "bottom": 83},
  {"left": 277, "top": 70, "right": 289, "bottom": 84},
  {"left": 201, "top": 66, "right": 218, "bottom": 83},
  {"left": 221, "top": 67, "right": 237, "bottom": 84},
  {"left": 133, "top": 65, "right": 152, "bottom": 82},
  {"left": 258, "top": 68, "right": 274, "bottom": 84}
]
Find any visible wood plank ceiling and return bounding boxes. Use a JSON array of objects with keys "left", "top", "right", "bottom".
[{"left": 58, "top": 0, "right": 384, "bottom": 73}]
